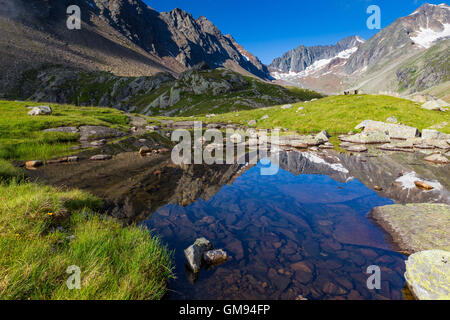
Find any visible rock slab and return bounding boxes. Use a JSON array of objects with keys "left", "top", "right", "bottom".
[
  {"left": 370, "top": 204, "right": 450, "bottom": 254},
  {"left": 405, "top": 250, "right": 450, "bottom": 300},
  {"left": 355, "top": 120, "right": 420, "bottom": 139}
]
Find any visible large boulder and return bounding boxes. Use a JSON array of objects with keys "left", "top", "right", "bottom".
[
  {"left": 422, "top": 129, "right": 450, "bottom": 140},
  {"left": 405, "top": 250, "right": 450, "bottom": 300},
  {"left": 184, "top": 238, "right": 213, "bottom": 273},
  {"left": 79, "top": 126, "right": 126, "bottom": 141},
  {"left": 422, "top": 100, "right": 448, "bottom": 112},
  {"left": 341, "top": 131, "right": 390, "bottom": 144},
  {"left": 370, "top": 204, "right": 450, "bottom": 254},
  {"left": 355, "top": 120, "right": 420, "bottom": 139},
  {"left": 27, "top": 105, "right": 52, "bottom": 116}
]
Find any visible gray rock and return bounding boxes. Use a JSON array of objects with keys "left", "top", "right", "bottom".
[
  {"left": 90, "top": 140, "right": 106, "bottom": 147},
  {"left": 260, "top": 114, "right": 269, "bottom": 120},
  {"left": 346, "top": 145, "right": 368, "bottom": 152},
  {"left": 341, "top": 131, "right": 390, "bottom": 144},
  {"left": 386, "top": 116, "right": 398, "bottom": 124},
  {"left": 43, "top": 127, "right": 78, "bottom": 133},
  {"left": 405, "top": 250, "right": 450, "bottom": 300},
  {"left": 27, "top": 105, "right": 52, "bottom": 116},
  {"left": 424, "top": 154, "right": 449, "bottom": 164},
  {"left": 79, "top": 126, "right": 126, "bottom": 141},
  {"left": 315, "top": 130, "right": 330, "bottom": 143},
  {"left": 290, "top": 140, "right": 309, "bottom": 148},
  {"left": 281, "top": 104, "right": 293, "bottom": 109},
  {"left": 355, "top": 120, "right": 420, "bottom": 139},
  {"left": 248, "top": 120, "right": 257, "bottom": 126},
  {"left": 422, "top": 129, "right": 450, "bottom": 140},
  {"left": 422, "top": 100, "right": 448, "bottom": 112},
  {"left": 319, "top": 142, "right": 334, "bottom": 149},
  {"left": 206, "top": 123, "right": 221, "bottom": 129},
  {"left": 184, "top": 238, "right": 213, "bottom": 273},
  {"left": 377, "top": 141, "right": 414, "bottom": 152},
  {"left": 90, "top": 155, "right": 112, "bottom": 161},
  {"left": 370, "top": 203, "right": 450, "bottom": 254},
  {"left": 425, "top": 139, "right": 450, "bottom": 150}
]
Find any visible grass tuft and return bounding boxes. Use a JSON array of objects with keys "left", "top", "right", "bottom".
[{"left": 0, "top": 182, "right": 173, "bottom": 300}]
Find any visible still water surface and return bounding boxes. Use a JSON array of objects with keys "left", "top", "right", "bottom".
[{"left": 144, "top": 162, "right": 406, "bottom": 300}]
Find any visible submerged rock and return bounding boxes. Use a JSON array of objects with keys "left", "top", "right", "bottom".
[
  {"left": 184, "top": 237, "right": 213, "bottom": 273},
  {"left": 370, "top": 204, "right": 450, "bottom": 254},
  {"left": 405, "top": 250, "right": 450, "bottom": 300},
  {"left": 203, "top": 249, "right": 228, "bottom": 265}
]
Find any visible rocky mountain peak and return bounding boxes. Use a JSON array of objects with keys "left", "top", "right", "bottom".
[
  {"left": 0, "top": 0, "right": 272, "bottom": 88},
  {"left": 269, "top": 35, "right": 365, "bottom": 74}
]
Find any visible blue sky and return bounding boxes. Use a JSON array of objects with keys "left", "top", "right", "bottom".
[{"left": 145, "top": 0, "right": 447, "bottom": 64}]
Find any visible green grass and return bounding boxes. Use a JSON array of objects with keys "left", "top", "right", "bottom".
[
  {"left": 0, "top": 100, "right": 173, "bottom": 300},
  {"left": 0, "top": 100, "right": 130, "bottom": 161},
  {"left": 0, "top": 159, "right": 23, "bottom": 182},
  {"left": 0, "top": 181, "right": 173, "bottom": 300},
  {"left": 158, "top": 94, "right": 450, "bottom": 135}
]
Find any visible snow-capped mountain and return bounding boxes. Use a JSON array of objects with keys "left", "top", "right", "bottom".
[
  {"left": 270, "top": 3, "right": 450, "bottom": 96},
  {"left": 346, "top": 3, "right": 450, "bottom": 75},
  {"left": 269, "top": 36, "right": 364, "bottom": 77},
  {"left": 270, "top": 37, "right": 364, "bottom": 82}
]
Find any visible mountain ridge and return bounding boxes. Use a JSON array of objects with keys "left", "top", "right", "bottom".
[{"left": 0, "top": 0, "right": 270, "bottom": 95}]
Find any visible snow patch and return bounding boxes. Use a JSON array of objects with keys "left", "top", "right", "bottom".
[
  {"left": 395, "top": 172, "right": 443, "bottom": 191},
  {"left": 272, "top": 47, "right": 358, "bottom": 80},
  {"left": 411, "top": 24, "right": 450, "bottom": 48}
]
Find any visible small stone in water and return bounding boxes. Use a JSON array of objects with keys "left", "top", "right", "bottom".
[
  {"left": 184, "top": 238, "right": 213, "bottom": 273},
  {"left": 203, "top": 249, "right": 228, "bottom": 265}
]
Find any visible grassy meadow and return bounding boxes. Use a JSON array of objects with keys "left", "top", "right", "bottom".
[
  {"left": 152, "top": 94, "right": 450, "bottom": 135},
  {"left": 0, "top": 101, "right": 129, "bottom": 161}
]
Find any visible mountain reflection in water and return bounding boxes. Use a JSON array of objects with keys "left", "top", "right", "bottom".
[{"left": 145, "top": 162, "right": 406, "bottom": 300}]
